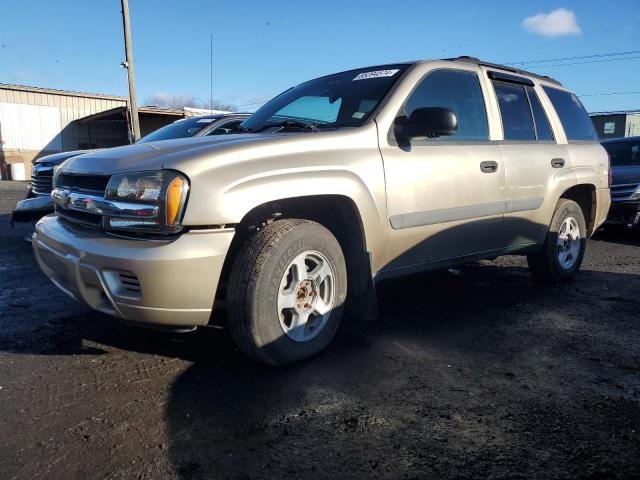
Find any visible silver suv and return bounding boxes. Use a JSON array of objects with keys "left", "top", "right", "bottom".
[{"left": 33, "top": 57, "right": 611, "bottom": 365}]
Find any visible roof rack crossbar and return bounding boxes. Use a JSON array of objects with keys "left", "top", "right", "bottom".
[{"left": 444, "top": 56, "right": 563, "bottom": 86}]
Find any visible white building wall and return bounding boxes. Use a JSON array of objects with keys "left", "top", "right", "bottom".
[
  {"left": 0, "top": 103, "right": 62, "bottom": 151},
  {"left": 625, "top": 114, "right": 640, "bottom": 137},
  {"left": 0, "top": 85, "right": 127, "bottom": 179}
]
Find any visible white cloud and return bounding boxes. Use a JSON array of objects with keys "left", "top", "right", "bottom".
[{"left": 522, "top": 8, "right": 582, "bottom": 37}]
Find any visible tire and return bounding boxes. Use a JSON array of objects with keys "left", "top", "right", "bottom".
[
  {"left": 227, "top": 219, "right": 347, "bottom": 365},
  {"left": 527, "top": 198, "right": 587, "bottom": 284}
]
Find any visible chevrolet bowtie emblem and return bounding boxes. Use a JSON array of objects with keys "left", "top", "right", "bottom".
[{"left": 51, "top": 188, "right": 70, "bottom": 208}]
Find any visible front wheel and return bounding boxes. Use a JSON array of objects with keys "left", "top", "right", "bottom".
[
  {"left": 527, "top": 199, "right": 587, "bottom": 284},
  {"left": 227, "top": 219, "right": 347, "bottom": 365}
]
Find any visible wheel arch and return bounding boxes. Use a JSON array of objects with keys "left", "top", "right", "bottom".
[
  {"left": 560, "top": 183, "right": 597, "bottom": 235},
  {"left": 211, "top": 194, "right": 376, "bottom": 324}
]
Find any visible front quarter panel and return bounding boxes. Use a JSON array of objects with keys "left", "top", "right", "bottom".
[{"left": 181, "top": 125, "right": 390, "bottom": 271}]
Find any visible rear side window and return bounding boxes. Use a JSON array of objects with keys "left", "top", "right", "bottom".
[
  {"left": 493, "top": 81, "right": 535, "bottom": 140},
  {"left": 526, "top": 87, "right": 554, "bottom": 141},
  {"left": 603, "top": 140, "right": 640, "bottom": 166},
  {"left": 543, "top": 86, "right": 597, "bottom": 141},
  {"left": 403, "top": 69, "right": 489, "bottom": 141}
]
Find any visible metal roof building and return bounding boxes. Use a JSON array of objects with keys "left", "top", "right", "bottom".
[
  {"left": 0, "top": 83, "right": 183, "bottom": 180},
  {"left": 589, "top": 109, "right": 640, "bottom": 139}
]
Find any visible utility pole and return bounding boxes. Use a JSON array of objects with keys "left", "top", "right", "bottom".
[
  {"left": 210, "top": 34, "right": 213, "bottom": 111},
  {"left": 120, "top": 0, "right": 141, "bottom": 142}
]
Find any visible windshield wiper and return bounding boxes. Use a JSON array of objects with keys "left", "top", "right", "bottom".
[{"left": 254, "top": 119, "right": 322, "bottom": 133}]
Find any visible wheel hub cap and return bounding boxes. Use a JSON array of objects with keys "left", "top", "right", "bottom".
[
  {"left": 556, "top": 216, "right": 581, "bottom": 269},
  {"left": 295, "top": 279, "right": 317, "bottom": 310},
  {"left": 277, "top": 250, "right": 335, "bottom": 343}
]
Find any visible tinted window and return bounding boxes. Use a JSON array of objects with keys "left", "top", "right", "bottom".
[
  {"left": 207, "top": 120, "right": 243, "bottom": 135},
  {"left": 603, "top": 140, "right": 640, "bottom": 166},
  {"left": 242, "top": 64, "right": 409, "bottom": 131},
  {"left": 137, "top": 116, "right": 218, "bottom": 143},
  {"left": 543, "top": 86, "right": 598, "bottom": 141},
  {"left": 526, "top": 86, "right": 554, "bottom": 141},
  {"left": 493, "top": 81, "right": 535, "bottom": 141},
  {"left": 403, "top": 69, "right": 489, "bottom": 141}
]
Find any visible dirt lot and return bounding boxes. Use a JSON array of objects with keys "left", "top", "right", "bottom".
[{"left": 0, "top": 180, "right": 639, "bottom": 479}]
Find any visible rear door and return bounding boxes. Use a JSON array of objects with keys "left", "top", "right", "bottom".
[{"left": 486, "top": 70, "right": 572, "bottom": 246}]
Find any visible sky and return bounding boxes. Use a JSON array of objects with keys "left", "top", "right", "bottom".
[{"left": 0, "top": 0, "right": 639, "bottom": 113}]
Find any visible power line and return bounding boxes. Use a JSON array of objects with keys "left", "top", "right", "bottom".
[
  {"left": 506, "top": 49, "right": 640, "bottom": 66},
  {"left": 535, "top": 55, "right": 640, "bottom": 68},
  {"left": 237, "top": 54, "right": 640, "bottom": 108},
  {"left": 578, "top": 90, "right": 640, "bottom": 98}
]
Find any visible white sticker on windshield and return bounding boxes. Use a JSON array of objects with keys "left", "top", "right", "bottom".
[
  {"left": 353, "top": 69, "right": 399, "bottom": 81},
  {"left": 196, "top": 119, "right": 215, "bottom": 123}
]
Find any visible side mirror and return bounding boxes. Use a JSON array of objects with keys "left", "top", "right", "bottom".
[{"left": 395, "top": 107, "right": 458, "bottom": 139}]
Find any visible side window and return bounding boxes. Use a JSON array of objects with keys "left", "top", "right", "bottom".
[
  {"left": 493, "top": 81, "right": 535, "bottom": 141},
  {"left": 403, "top": 69, "right": 489, "bottom": 141},
  {"left": 207, "top": 120, "right": 242, "bottom": 136},
  {"left": 543, "top": 86, "right": 598, "bottom": 141},
  {"left": 525, "top": 86, "right": 554, "bottom": 141}
]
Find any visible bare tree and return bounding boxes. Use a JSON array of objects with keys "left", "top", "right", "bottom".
[
  {"left": 143, "top": 94, "right": 199, "bottom": 109},
  {"left": 144, "top": 93, "right": 237, "bottom": 111},
  {"left": 201, "top": 99, "right": 237, "bottom": 111}
]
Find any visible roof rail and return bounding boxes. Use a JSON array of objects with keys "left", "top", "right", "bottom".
[{"left": 443, "top": 56, "right": 563, "bottom": 86}]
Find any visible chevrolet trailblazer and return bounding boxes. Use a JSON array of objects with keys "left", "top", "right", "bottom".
[{"left": 33, "top": 57, "right": 611, "bottom": 365}]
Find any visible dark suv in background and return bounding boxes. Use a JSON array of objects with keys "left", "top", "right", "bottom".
[{"left": 602, "top": 136, "right": 640, "bottom": 229}]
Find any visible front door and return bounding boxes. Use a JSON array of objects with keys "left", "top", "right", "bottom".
[{"left": 380, "top": 68, "right": 506, "bottom": 271}]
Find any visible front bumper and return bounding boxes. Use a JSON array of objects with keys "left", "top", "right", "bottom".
[
  {"left": 33, "top": 215, "right": 235, "bottom": 327},
  {"left": 11, "top": 196, "right": 54, "bottom": 226},
  {"left": 606, "top": 201, "right": 640, "bottom": 227}
]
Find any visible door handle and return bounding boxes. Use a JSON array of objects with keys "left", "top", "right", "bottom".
[
  {"left": 551, "top": 158, "right": 565, "bottom": 168},
  {"left": 480, "top": 161, "right": 499, "bottom": 173}
]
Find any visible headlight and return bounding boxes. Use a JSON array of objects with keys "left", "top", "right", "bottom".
[
  {"left": 104, "top": 170, "right": 189, "bottom": 233},
  {"left": 631, "top": 186, "right": 640, "bottom": 201}
]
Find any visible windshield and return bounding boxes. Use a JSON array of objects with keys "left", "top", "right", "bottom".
[
  {"left": 242, "top": 64, "right": 409, "bottom": 132},
  {"left": 137, "top": 116, "right": 219, "bottom": 143},
  {"left": 603, "top": 139, "right": 640, "bottom": 167}
]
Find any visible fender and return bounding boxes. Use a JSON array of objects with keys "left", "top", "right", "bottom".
[{"left": 178, "top": 126, "right": 391, "bottom": 271}]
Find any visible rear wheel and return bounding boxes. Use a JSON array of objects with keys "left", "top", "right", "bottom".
[
  {"left": 227, "top": 219, "right": 347, "bottom": 365},
  {"left": 527, "top": 199, "right": 587, "bottom": 284}
]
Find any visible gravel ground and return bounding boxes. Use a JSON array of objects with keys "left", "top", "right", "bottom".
[{"left": 0, "top": 180, "right": 639, "bottom": 480}]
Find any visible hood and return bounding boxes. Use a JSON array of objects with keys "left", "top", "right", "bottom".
[
  {"left": 35, "top": 149, "right": 99, "bottom": 165},
  {"left": 58, "top": 133, "right": 300, "bottom": 176}
]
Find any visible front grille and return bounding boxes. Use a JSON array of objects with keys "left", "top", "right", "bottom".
[
  {"left": 31, "top": 167, "right": 54, "bottom": 195},
  {"left": 611, "top": 183, "right": 640, "bottom": 201},
  {"left": 54, "top": 174, "right": 110, "bottom": 227},
  {"left": 56, "top": 206, "right": 102, "bottom": 228},
  {"left": 57, "top": 173, "right": 110, "bottom": 195}
]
